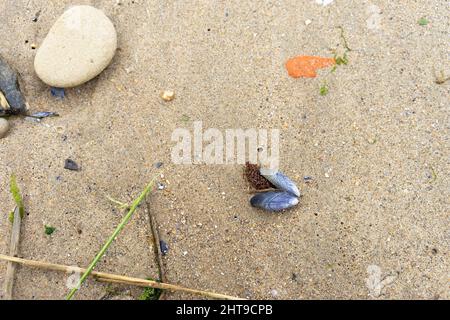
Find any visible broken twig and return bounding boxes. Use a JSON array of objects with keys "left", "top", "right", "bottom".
[
  {"left": 0, "top": 254, "right": 244, "bottom": 300},
  {"left": 146, "top": 201, "right": 168, "bottom": 299},
  {"left": 3, "top": 206, "right": 22, "bottom": 299}
]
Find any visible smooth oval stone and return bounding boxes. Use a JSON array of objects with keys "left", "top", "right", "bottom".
[
  {"left": 0, "top": 118, "right": 10, "bottom": 138},
  {"left": 34, "top": 5, "right": 117, "bottom": 88}
]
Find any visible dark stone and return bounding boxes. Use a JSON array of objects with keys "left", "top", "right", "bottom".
[
  {"left": 64, "top": 159, "right": 80, "bottom": 171},
  {"left": 159, "top": 240, "right": 169, "bottom": 256},
  {"left": 50, "top": 87, "right": 65, "bottom": 99},
  {"left": 32, "top": 10, "right": 41, "bottom": 22},
  {"left": 154, "top": 161, "right": 163, "bottom": 168}
]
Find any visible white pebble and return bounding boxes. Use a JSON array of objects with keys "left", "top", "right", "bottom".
[
  {"left": 0, "top": 118, "right": 10, "bottom": 138},
  {"left": 161, "top": 90, "right": 175, "bottom": 101}
]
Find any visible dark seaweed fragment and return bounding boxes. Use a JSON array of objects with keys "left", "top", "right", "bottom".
[{"left": 244, "top": 162, "right": 275, "bottom": 190}]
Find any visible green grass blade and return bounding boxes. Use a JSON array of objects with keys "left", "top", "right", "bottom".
[
  {"left": 10, "top": 174, "right": 24, "bottom": 219},
  {"left": 66, "top": 175, "right": 158, "bottom": 300}
]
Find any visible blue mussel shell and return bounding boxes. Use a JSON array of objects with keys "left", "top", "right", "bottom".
[
  {"left": 250, "top": 191, "right": 299, "bottom": 212},
  {"left": 260, "top": 170, "right": 300, "bottom": 197}
]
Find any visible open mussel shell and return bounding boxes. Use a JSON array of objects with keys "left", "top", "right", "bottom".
[
  {"left": 0, "top": 56, "right": 27, "bottom": 116},
  {"left": 259, "top": 168, "right": 300, "bottom": 197},
  {"left": 250, "top": 191, "right": 299, "bottom": 212}
]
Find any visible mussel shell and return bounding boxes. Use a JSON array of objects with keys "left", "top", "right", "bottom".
[
  {"left": 260, "top": 169, "right": 300, "bottom": 197},
  {"left": 30, "top": 111, "right": 59, "bottom": 119},
  {"left": 0, "top": 56, "right": 27, "bottom": 116},
  {"left": 250, "top": 191, "right": 299, "bottom": 212},
  {"left": 50, "top": 87, "right": 65, "bottom": 99}
]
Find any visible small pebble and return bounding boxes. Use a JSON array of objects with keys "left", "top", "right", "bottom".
[
  {"left": 305, "top": 19, "right": 312, "bottom": 25},
  {"left": 32, "top": 10, "right": 41, "bottom": 22},
  {"left": 303, "top": 176, "right": 313, "bottom": 183},
  {"left": 24, "top": 116, "right": 41, "bottom": 123},
  {"left": 154, "top": 161, "right": 163, "bottom": 168},
  {"left": 0, "top": 118, "right": 10, "bottom": 138},
  {"left": 50, "top": 87, "right": 65, "bottom": 99},
  {"left": 159, "top": 240, "right": 169, "bottom": 256},
  {"left": 157, "top": 182, "right": 165, "bottom": 190},
  {"left": 64, "top": 159, "right": 80, "bottom": 171},
  {"left": 161, "top": 90, "right": 175, "bottom": 101}
]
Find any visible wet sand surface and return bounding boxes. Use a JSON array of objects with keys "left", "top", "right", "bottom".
[{"left": 0, "top": 0, "right": 448, "bottom": 299}]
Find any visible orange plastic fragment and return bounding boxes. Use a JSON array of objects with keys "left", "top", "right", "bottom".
[{"left": 285, "top": 55, "right": 336, "bottom": 78}]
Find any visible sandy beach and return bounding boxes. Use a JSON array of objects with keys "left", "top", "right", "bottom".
[{"left": 0, "top": 0, "right": 448, "bottom": 299}]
